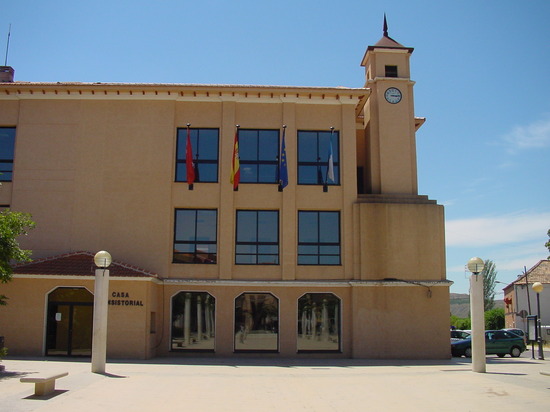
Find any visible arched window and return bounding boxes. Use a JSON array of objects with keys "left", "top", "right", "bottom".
[
  {"left": 297, "top": 293, "right": 341, "bottom": 352},
  {"left": 234, "top": 293, "right": 279, "bottom": 352},
  {"left": 171, "top": 292, "right": 215, "bottom": 351}
]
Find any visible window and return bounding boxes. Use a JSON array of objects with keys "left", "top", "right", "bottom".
[
  {"left": 238, "top": 129, "right": 279, "bottom": 183},
  {"left": 173, "top": 209, "right": 217, "bottom": 264},
  {"left": 0, "top": 127, "right": 15, "bottom": 182},
  {"left": 297, "top": 130, "right": 339, "bottom": 185},
  {"left": 234, "top": 293, "right": 279, "bottom": 352},
  {"left": 175, "top": 128, "right": 219, "bottom": 183},
  {"left": 298, "top": 211, "right": 340, "bottom": 265},
  {"left": 297, "top": 293, "right": 341, "bottom": 352},
  {"left": 236, "top": 210, "right": 279, "bottom": 264},
  {"left": 171, "top": 292, "right": 215, "bottom": 351},
  {"left": 385, "top": 65, "right": 398, "bottom": 77}
]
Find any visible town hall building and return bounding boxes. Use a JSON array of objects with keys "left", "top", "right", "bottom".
[{"left": 0, "top": 23, "right": 450, "bottom": 359}]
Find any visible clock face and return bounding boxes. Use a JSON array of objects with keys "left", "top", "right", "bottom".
[{"left": 384, "top": 87, "right": 402, "bottom": 104}]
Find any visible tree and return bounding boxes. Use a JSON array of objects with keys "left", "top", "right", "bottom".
[
  {"left": 545, "top": 228, "right": 550, "bottom": 259},
  {"left": 0, "top": 209, "right": 35, "bottom": 305},
  {"left": 485, "top": 308, "right": 505, "bottom": 330},
  {"left": 450, "top": 315, "right": 471, "bottom": 331},
  {"left": 481, "top": 259, "right": 497, "bottom": 311}
]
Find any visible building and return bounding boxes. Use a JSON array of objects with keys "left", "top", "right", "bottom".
[
  {"left": 503, "top": 260, "right": 550, "bottom": 339},
  {"left": 0, "top": 23, "right": 450, "bottom": 360}
]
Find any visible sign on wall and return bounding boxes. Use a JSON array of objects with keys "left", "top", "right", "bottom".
[{"left": 108, "top": 292, "right": 144, "bottom": 307}]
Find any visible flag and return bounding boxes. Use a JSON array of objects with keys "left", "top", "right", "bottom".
[
  {"left": 186, "top": 126, "right": 195, "bottom": 186},
  {"left": 278, "top": 126, "right": 288, "bottom": 190},
  {"left": 317, "top": 159, "right": 323, "bottom": 185},
  {"left": 326, "top": 134, "right": 335, "bottom": 183},
  {"left": 230, "top": 127, "right": 240, "bottom": 190}
]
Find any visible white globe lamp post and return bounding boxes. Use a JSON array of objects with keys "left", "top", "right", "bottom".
[
  {"left": 91, "top": 250, "right": 111, "bottom": 373},
  {"left": 467, "top": 257, "right": 486, "bottom": 373}
]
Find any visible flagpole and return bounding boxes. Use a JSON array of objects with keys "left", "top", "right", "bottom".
[
  {"left": 231, "top": 125, "right": 240, "bottom": 191},
  {"left": 323, "top": 127, "right": 335, "bottom": 192},
  {"left": 278, "top": 124, "right": 287, "bottom": 192},
  {"left": 186, "top": 123, "right": 195, "bottom": 190}
]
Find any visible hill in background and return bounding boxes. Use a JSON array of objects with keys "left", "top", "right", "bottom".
[{"left": 450, "top": 293, "right": 504, "bottom": 318}]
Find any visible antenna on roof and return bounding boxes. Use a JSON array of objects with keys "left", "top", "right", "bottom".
[
  {"left": 4, "top": 24, "right": 11, "bottom": 66},
  {"left": 383, "top": 14, "right": 389, "bottom": 37}
]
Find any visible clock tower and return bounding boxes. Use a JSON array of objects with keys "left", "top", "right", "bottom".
[{"left": 360, "top": 16, "right": 421, "bottom": 195}]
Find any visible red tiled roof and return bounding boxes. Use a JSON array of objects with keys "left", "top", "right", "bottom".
[
  {"left": 511, "top": 260, "right": 550, "bottom": 285},
  {"left": 13, "top": 251, "right": 159, "bottom": 278}
]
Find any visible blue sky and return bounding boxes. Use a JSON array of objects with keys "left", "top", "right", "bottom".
[{"left": 2, "top": 1, "right": 549, "bottom": 295}]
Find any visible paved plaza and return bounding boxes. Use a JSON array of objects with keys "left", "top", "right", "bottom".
[{"left": 1, "top": 352, "right": 549, "bottom": 411}]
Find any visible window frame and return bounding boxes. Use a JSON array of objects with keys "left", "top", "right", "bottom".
[
  {"left": 235, "top": 210, "right": 279, "bottom": 265},
  {"left": 237, "top": 128, "right": 280, "bottom": 184},
  {"left": 297, "top": 130, "right": 340, "bottom": 185},
  {"left": 297, "top": 292, "right": 342, "bottom": 353},
  {"left": 297, "top": 210, "right": 341, "bottom": 265},
  {"left": 170, "top": 291, "right": 216, "bottom": 352},
  {"left": 175, "top": 127, "right": 219, "bottom": 183},
  {"left": 234, "top": 292, "right": 279, "bottom": 353},
  {"left": 173, "top": 208, "right": 218, "bottom": 264},
  {"left": 0, "top": 127, "right": 16, "bottom": 182},
  {"left": 385, "top": 65, "right": 398, "bottom": 77}
]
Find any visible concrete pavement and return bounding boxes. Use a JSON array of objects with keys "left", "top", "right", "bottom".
[{"left": 1, "top": 353, "right": 549, "bottom": 412}]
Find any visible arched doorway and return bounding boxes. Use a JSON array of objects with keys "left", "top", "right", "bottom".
[{"left": 46, "top": 287, "right": 93, "bottom": 356}]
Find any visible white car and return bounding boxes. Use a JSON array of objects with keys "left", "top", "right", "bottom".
[{"left": 450, "top": 330, "right": 471, "bottom": 342}]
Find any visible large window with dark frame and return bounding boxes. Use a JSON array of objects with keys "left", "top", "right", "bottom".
[
  {"left": 234, "top": 292, "right": 279, "bottom": 352},
  {"left": 235, "top": 210, "right": 279, "bottom": 265},
  {"left": 171, "top": 291, "right": 215, "bottom": 351},
  {"left": 238, "top": 129, "right": 279, "bottom": 183},
  {"left": 298, "top": 211, "right": 341, "bottom": 265},
  {"left": 173, "top": 209, "right": 217, "bottom": 264},
  {"left": 297, "top": 293, "right": 341, "bottom": 352},
  {"left": 297, "top": 130, "right": 339, "bottom": 185},
  {"left": 0, "top": 127, "right": 15, "bottom": 182},
  {"left": 175, "top": 128, "right": 219, "bottom": 183}
]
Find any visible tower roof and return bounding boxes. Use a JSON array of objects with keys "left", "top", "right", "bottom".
[{"left": 365, "top": 15, "right": 414, "bottom": 54}]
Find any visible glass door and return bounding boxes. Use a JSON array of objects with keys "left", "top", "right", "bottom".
[{"left": 46, "top": 288, "right": 93, "bottom": 357}]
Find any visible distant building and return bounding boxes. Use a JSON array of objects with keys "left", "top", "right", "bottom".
[
  {"left": 0, "top": 21, "right": 450, "bottom": 359},
  {"left": 503, "top": 260, "right": 550, "bottom": 338}
]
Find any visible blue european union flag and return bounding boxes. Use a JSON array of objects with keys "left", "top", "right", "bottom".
[{"left": 279, "top": 127, "right": 289, "bottom": 189}]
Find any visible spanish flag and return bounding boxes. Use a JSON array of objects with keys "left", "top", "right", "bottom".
[
  {"left": 186, "top": 125, "right": 195, "bottom": 187},
  {"left": 230, "top": 126, "right": 240, "bottom": 191}
]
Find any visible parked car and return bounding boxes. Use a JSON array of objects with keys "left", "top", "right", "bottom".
[
  {"left": 502, "top": 328, "right": 526, "bottom": 342},
  {"left": 451, "top": 330, "right": 471, "bottom": 342},
  {"left": 451, "top": 330, "right": 526, "bottom": 358}
]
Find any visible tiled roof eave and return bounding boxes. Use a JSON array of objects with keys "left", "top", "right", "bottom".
[{"left": 12, "top": 251, "right": 160, "bottom": 279}]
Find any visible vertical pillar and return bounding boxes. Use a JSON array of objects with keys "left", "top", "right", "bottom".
[
  {"left": 184, "top": 293, "right": 191, "bottom": 346},
  {"left": 197, "top": 295, "right": 203, "bottom": 343},
  {"left": 470, "top": 273, "right": 486, "bottom": 373},
  {"left": 205, "top": 295, "right": 211, "bottom": 340},
  {"left": 91, "top": 268, "right": 110, "bottom": 373}
]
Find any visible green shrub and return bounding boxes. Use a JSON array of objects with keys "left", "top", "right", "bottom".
[
  {"left": 485, "top": 308, "right": 505, "bottom": 330},
  {"left": 450, "top": 316, "right": 471, "bottom": 330}
]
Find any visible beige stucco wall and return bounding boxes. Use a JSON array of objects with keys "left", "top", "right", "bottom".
[
  {"left": 0, "top": 277, "right": 158, "bottom": 359},
  {"left": 354, "top": 201, "right": 446, "bottom": 280},
  {"left": 1, "top": 277, "right": 450, "bottom": 360},
  {"left": 1, "top": 94, "right": 360, "bottom": 282},
  {"left": 351, "top": 285, "right": 450, "bottom": 358}
]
